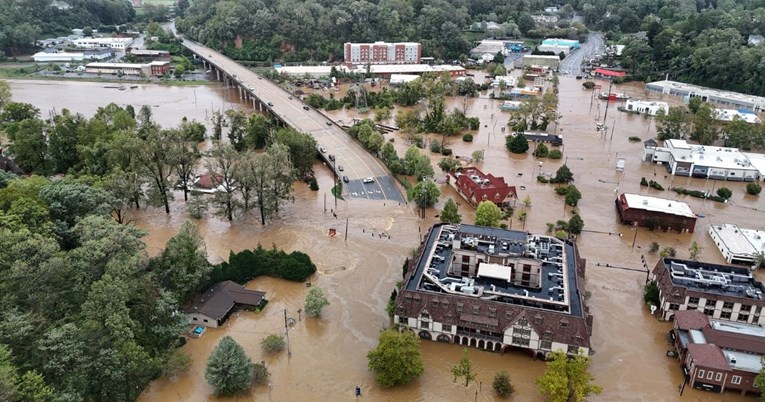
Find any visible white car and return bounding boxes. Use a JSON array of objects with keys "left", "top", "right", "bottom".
[{"left": 362, "top": 177, "right": 375, "bottom": 184}]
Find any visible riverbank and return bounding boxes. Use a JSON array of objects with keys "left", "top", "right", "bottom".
[{"left": 0, "top": 65, "right": 216, "bottom": 86}]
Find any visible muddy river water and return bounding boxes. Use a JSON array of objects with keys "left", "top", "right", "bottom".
[{"left": 8, "top": 77, "right": 764, "bottom": 401}]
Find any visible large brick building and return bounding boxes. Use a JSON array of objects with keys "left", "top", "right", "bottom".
[
  {"left": 615, "top": 193, "right": 697, "bottom": 233},
  {"left": 652, "top": 257, "right": 765, "bottom": 323},
  {"left": 343, "top": 41, "right": 421, "bottom": 66},
  {"left": 671, "top": 310, "right": 763, "bottom": 396},
  {"left": 447, "top": 167, "right": 518, "bottom": 208},
  {"left": 394, "top": 224, "right": 594, "bottom": 358}
]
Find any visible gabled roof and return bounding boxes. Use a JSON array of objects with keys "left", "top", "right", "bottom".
[
  {"left": 687, "top": 343, "right": 732, "bottom": 372},
  {"left": 674, "top": 310, "right": 710, "bottom": 331},
  {"left": 185, "top": 281, "right": 265, "bottom": 320},
  {"left": 194, "top": 172, "right": 224, "bottom": 189},
  {"left": 450, "top": 167, "right": 517, "bottom": 205},
  {"left": 593, "top": 68, "right": 626, "bottom": 78}
]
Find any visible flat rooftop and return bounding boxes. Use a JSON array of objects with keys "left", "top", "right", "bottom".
[
  {"left": 743, "top": 152, "right": 765, "bottom": 177},
  {"left": 646, "top": 80, "right": 765, "bottom": 109},
  {"left": 665, "top": 139, "right": 756, "bottom": 171},
  {"left": 664, "top": 258, "right": 765, "bottom": 300},
  {"left": 406, "top": 224, "right": 584, "bottom": 317},
  {"left": 710, "top": 224, "right": 765, "bottom": 256},
  {"left": 275, "top": 64, "right": 464, "bottom": 76},
  {"left": 470, "top": 41, "right": 506, "bottom": 55},
  {"left": 724, "top": 350, "right": 762, "bottom": 373},
  {"left": 711, "top": 319, "right": 765, "bottom": 338},
  {"left": 621, "top": 193, "right": 695, "bottom": 218}
]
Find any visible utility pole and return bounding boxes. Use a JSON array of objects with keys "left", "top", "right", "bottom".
[
  {"left": 345, "top": 217, "right": 349, "bottom": 242},
  {"left": 284, "top": 308, "right": 292, "bottom": 357},
  {"left": 602, "top": 80, "right": 614, "bottom": 124}
]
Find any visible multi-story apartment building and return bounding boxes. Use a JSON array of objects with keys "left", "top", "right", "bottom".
[
  {"left": 652, "top": 258, "right": 765, "bottom": 323},
  {"left": 394, "top": 224, "right": 594, "bottom": 359},
  {"left": 343, "top": 42, "right": 421, "bottom": 66}
]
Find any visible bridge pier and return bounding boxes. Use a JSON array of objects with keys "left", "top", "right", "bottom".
[
  {"left": 238, "top": 86, "right": 243, "bottom": 100},
  {"left": 216, "top": 69, "right": 220, "bottom": 81}
]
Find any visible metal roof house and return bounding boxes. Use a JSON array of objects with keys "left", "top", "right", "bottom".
[
  {"left": 394, "top": 224, "right": 594, "bottom": 359},
  {"left": 185, "top": 281, "right": 266, "bottom": 328},
  {"left": 645, "top": 80, "right": 765, "bottom": 113}
]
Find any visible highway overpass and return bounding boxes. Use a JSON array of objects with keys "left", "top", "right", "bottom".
[{"left": 181, "top": 39, "right": 404, "bottom": 203}]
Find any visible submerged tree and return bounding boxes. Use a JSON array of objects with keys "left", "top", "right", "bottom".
[
  {"left": 451, "top": 349, "right": 477, "bottom": 387},
  {"left": 205, "top": 336, "right": 253, "bottom": 396},
  {"left": 367, "top": 329, "right": 424, "bottom": 387}
]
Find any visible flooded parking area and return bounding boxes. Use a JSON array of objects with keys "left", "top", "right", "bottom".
[{"left": 8, "top": 77, "right": 764, "bottom": 401}]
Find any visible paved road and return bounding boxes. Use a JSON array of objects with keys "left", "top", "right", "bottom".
[
  {"left": 559, "top": 32, "right": 605, "bottom": 76},
  {"left": 181, "top": 39, "right": 404, "bottom": 203}
]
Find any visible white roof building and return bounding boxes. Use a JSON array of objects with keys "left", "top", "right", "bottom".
[
  {"left": 621, "top": 193, "right": 695, "bottom": 218},
  {"left": 621, "top": 100, "right": 669, "bottom": 116},
  {"left": 71, "top": 37, "right": 133, "bottom": 50},
  {"left": 713, "top": 108, "right": 762, "bottom": 124},
  {"left": 469, "top": 40, "right": 507, "bottom": 57},
  {"left": 645, "top": 80, "right": 765, "bottom": 113},
  {"left": 389, "top": 74, "right": 420, "bottom": 85},
  {"left": 274, "top": 64, "right": 465, "bottom": 78},
  {"left": 709, "top": 224, "right": 765, "bottom": 266},
  {"left": 647, "top": 139, "right": 761, "bottom": 181}
]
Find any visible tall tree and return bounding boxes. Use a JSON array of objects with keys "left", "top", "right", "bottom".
[
  {"left": 137, "top": 128, "right": 175, "bottom": 214},
  {"left": 413, "top": 180, "right": 440, "bottom": 210},
  {"left": 440, "top": 198, "right": 462, "bottom": 224},
  {"left": 451, "top": 349, "right": 477, "bottom": 387},
  {"left": 169, "top": 130, "right": 200, "bottom": 202},
  {"left": 367, "top": 328, "right": 424, "bottom": 387},
  {"left": 205, "top": 336, "right": 253, "bottom": 396},
  {"left": 207, "top": 143, "right": 239, "bottom": 221},
  {"left": 475, "top": 201, "right": 502, "bottom": 227},
  {"left": 153, "top": 220, "right": 211, "bottom": 304},
  {"left": 275, "top": 127, "right": 316, "bottom": 179},
  {"left": 225, "top": 110, "right": 249, "bottom": 151},
  {"left": 537, "top": 350, "right": 601, "bottom": 402},
  {"left": 266, "top": 144, "right": 295, "bottom": 215}
]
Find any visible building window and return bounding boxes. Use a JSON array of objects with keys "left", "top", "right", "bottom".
[
  {"left": 716, "top": 373, "right": 722, "bottom": 381},
  {"left": 704, "top": 308, "right": 714, "bottom": 316},
  {"left": 419, "top": 321, "right": 429, "bottom": 329},
  {"left": 512, "top": 336, "right": 530, "bottom": 347},
  {"left": 488, "top": 308, "right": 497, "bottom": 318},
  {"left": 698, "top": 370, "right": 705, "bottom": 378},
  {"left": 567, "top": 345, "right": 579, "bottom": 354},
  {"left": 192, "top": 317, "right": 198, "bottom": 321},
  {"left": 721, "top": 311, "right": 732, "bottom": 319},
  {"left": 741, "top": 305, "right": 752, "bottom": 312},
  {"left": 723, "top": 302, "right": 734, "bottom": 310},
  {"left": 688, "top": 297, "right": 700, "bottom": 305},
  {"left": 203, "top": 319, "right": 208, "bottom": 323},
  {"left": 732, "top": 375, "right": 742, "bottom": 385},
  {"left": 540, "top": 340, "right": 552, "bottom": 350},
  {"left": 517, "top": 318, "right": 528, "bottom": 326},
  {"left": 456, "top": 303, "right": 463, "bottom": 312},
  {"left": 398, "top": 316, "right": 407, "bottom": 325},
  {"left": 705, "top": 299, "right": 716, "bottom": 307},
  {"left": 442, "top": 324, "right": 452, "bottom": 332},
  {"left": 669, "top": 304, "right": 680, "bottom": 310},
  {"left": 707, "top": 371, "right": 714, "bottom": 380},
  {"left": 472, "top": 306, "right": 480, "bottom": 314},
  {"left": 421, "top": 312, "right": 430, "bottom": 320}
]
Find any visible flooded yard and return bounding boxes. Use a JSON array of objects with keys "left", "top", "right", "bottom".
[{"left": 8, "top": 77, "right": 764, "bottom": 401}]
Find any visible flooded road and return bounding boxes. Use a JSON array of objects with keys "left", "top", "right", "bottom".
[{"left": 8, "top": 78, "right": 764, "bottom": 401}]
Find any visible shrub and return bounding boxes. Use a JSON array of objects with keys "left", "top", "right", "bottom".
[
  {"left": 261, "top": 334, "right": 285, "bottom": 353},
  {"left": 441, "top": 148, "right": 453, "bottom": 156},
  {"left": 308, "top": 176, "right": 319, "bottom": 191},
  {"left": 649, "top": 242, "right": 660, "bottom": 253},
  {"left": 506, "top": 134, "right": 529, "bottom": 154},
  {"left": 717, "top": 187, "right": 732, "bottom": 200},
  {"left": 582, "top": 81, "right": 595, "bottom": 89},
  {"left": 747, "top": 183, "right": 762, "bottom": 195},
  {"left": 537, "top": 175, "right": 549, "bottom": 183},
  {"left": 628, "top": 136, "right": 641, "bottom": 142},
  {"left": 534, "top": 143, "right": 549, "bottom": 157},
  {"left": 640, "top": 177, "right": 649, "bottom": 187},
  {"left": 463, "top": 133, "right": 473, "bottom": 142},
  {"left": 644, "top": 281, "right": 660, "bottom": 306},
  {"left": 548, "top": 149, "right": 562, "bottom": 159},
  {"left": 493, "top": 370, "right": 515, "bottom": 397},
  {"left": 429, "top": 140, "right": 443, "bottom": 153},
  {"left": 648, "top": 180, "right": 664, "bottom": 191}
]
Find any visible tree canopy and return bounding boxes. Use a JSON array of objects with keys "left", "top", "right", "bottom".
[
  {"left": 205, "top": 336, "right": 253, "bottom": 396},
  {"left": 475, "top": 201, "right": 503, "bottom": 227},
  {"left": 367, "top": 328, "right": 424, "bottom": 387}
]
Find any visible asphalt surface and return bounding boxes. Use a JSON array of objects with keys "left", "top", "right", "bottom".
[
  {"left": 559, "top": 32, "right": 605, "bottom": 76},
  {"left": 181, "top": 39, "right": 404, "bottom": 203}
]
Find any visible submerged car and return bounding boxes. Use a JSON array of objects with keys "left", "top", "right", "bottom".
[{"left": 362, "top": 177, "right": 374, "bottom": 183}]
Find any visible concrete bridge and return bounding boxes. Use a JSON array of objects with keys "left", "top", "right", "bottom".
[{"left": 181, "top": 38, "right": 403, "bottom": 202}]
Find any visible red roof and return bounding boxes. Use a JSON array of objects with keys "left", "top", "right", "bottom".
[
  {"left": 450, "top": 167, "right": 517, "bottom": 207},
  {"left": 674, "top": 310, "right": 710, "bottom": 331},
  {"left": 687, "top": 343, "right": 732, "bottom": 372},
  {"left": 593, "top": 68, "right": 626, "bottom": 77},
  {"left": 194, "top": 172, "right": 224, "bottom": 189}
]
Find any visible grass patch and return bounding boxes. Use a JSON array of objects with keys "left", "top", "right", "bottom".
[
  {"left": 397, "top": 175, "right": 414, "bottom": 201},
  {"left": 331, "top": 184, "right": 344, "bottom": 200}
]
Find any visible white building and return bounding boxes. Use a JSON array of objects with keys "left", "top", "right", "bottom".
[
  {"left": 71, "top": 37, "right": 133, "bottom": 50},
  {"left": 645, "top": 80, "right": 765, "bottom": 113},
  {"left": 389, "top": 74, "right": 420, "bottom": 86},
  {"left": 644, "top": 139, "right": 760, "bottom": 181},
  {"left": 713, "top": 108, "right": 762, "bottom": 124},
  {"left": 537, "top": 44, "right": 572, "bottom": 55},
  {"left": 33, "top": 48, "right": 113, "bottom": 63},
  {"left": 469, "top": 40, "right": 507, "bottom": 58},
  {"left": 620, "top": 100, "right": 669, "bottom": 116},
  {"left": 492, "top": 75, "right": 516, "bottom": 87},
  {"left": 709, "top": 224, "right": 765, "bottom": 266},
  {"left": 522, "top": 55, "right": 561, "bottom": 69}
]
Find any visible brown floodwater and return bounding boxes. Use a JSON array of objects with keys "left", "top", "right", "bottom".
[{"left": 8, "top": 77, "right": 764, "bottom": 401}]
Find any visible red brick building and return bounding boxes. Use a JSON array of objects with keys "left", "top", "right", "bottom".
[
  {"left": 447, "top": 167, "right": 517, "bottom": 208},
  {"left": 615, "top": 193, "right": 697, "bottom": 233},
  {"left": 671, "top": 310, "right": 763, "bottom": 396}
]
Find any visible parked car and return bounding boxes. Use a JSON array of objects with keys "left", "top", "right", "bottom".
[
  {"left": 362, "top": 177, "right": 375, "bottom": 183},
  {"left": 303, "top": 105, "right": 310, "bottom": 110},
  {"left": 328, "top": 154, "right": 335, "bottom": 161},
  {"left": 326, "top": 121, "right": 332, "bottom": 126},
  {"left": 338, "top": 165, "right": 344, "bottom": 171},
  {"left": 288, "top": 95, "right": 293, "bottom": 99},
  {"left": 342, "top": 175, "right": 349, "bottom": 183},
  {"left": 319, "top": 147, "right": 327, "bottom": 153},
  {"left": 267, "top": 102, "right": 273, "bottom": 107}
]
